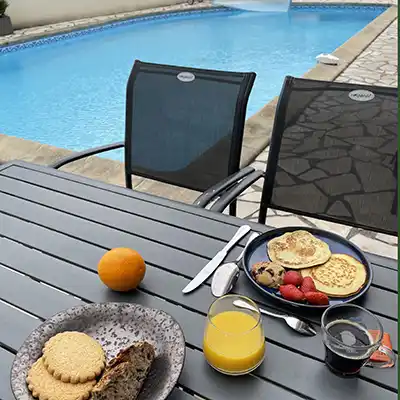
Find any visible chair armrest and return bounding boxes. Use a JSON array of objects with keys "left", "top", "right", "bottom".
[
  {"left": 193, "top": 166, "right": 256, "bottom": 208},
  {"left": 50, "top": 142, "right": 125, "bottom": 169},
  {"left": 210, "top": 170, "right": 264, "bottom": 213}
]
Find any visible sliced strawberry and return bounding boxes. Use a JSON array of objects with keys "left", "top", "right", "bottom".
[
  {"left": 283, "top": 271, "right": 303, "bottom": 286},
  {"left": 300, "top": 276, "right": 317, "bottom": 293},
  {"left": 279, "top": 284, "right": 305, "bottom": 302},
  {"left": 304, "top": 291, "right": 329, "bottom": 305}
]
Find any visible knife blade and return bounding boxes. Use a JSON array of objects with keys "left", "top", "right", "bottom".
[{"left": 182, "top": 225, "right": 251, "bottom": 294}]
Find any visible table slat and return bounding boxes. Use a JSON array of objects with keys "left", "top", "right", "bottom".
[
  {"left": 0, "top": 179, "right": 229, "bottom": 257},
  {"left": 0, "top": 265, "right": 84, "bottom": 318},
  {"left": 0, "top": 166, "right": 252, "bottom": 246},
  {"left": 0, "top": 346, "right": 15, "bottom": 400},
  {"left": 0, "top": 301, "right": 41, "bottom": 352}
]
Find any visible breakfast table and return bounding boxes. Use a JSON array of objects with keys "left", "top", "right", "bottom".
[{"left": 0, "top": 160, "right": 397, "bottom": 400}]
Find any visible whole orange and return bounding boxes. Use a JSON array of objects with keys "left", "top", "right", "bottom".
[{"left": 98, "top": 248, "right": 146, "bottom": 292}]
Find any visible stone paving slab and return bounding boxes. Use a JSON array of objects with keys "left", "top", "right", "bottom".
[{"left": 336, "top": 19, "right": 398, "bottom": 86}]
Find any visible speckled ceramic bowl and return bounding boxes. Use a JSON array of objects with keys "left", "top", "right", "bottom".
[{"left": 11, "top": 302, "right": 186, "bottom": 400}]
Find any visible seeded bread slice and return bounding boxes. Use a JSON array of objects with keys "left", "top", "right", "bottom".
[{"left": 91, "top": 342, "right": 155, "bottom": 400}]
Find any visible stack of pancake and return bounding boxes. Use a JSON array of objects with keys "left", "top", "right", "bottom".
[{"left": 267, "top": 230, "right": 367, "bottom": 297}]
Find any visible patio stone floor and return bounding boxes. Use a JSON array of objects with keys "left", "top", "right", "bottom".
[{"left": 336, "top": 19, "right": 398, "bottom": 87}]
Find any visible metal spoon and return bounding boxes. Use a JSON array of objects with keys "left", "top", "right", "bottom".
[
  {"left": 233, "top": 299, "right": 317, "bottom": 336},
  {"left": 211, "top": 232, "right": 260, "bottom": 297}
]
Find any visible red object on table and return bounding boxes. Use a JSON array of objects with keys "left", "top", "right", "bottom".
[{"left": 369, "top": 331, "right": 393, "bottom": 366}]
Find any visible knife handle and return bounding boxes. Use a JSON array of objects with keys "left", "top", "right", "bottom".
[{"left": 221, "top": 225, "right": 251, "bottom": 257}]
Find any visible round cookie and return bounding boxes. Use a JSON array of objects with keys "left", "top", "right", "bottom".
[
  {"left": 27, "top": 357, "right": 95, "bottom": 400},
  {"left": 43, "top": 331, "right": 105, "bottom": 383}
]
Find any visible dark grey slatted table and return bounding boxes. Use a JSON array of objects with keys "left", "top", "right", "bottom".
[{"left": 0, "top": 161, "right": 397, "bottom": 400}]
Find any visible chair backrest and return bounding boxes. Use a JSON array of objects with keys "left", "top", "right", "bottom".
[
  {"left": 125, "top": 60, "right": 256, "bottom": 192},
  {"left": 260, "top": 76, "right": 398, "bottom": 235}
]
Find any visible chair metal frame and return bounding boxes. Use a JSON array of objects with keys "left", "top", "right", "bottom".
[{"left": 51, "top": 60, "right": 256, "bottom": 213}]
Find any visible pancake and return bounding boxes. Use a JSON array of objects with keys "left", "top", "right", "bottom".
[
  {"left": 301, "top": 254, "right": 367, "bottom": 297},
  {"left": 267, "top": 230, "right": 331, "bottom": 269}
]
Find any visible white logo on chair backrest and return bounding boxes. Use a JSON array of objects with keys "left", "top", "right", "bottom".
[
  {"left": 348, "top": 89, "right": 375, "bottom": 102},
  {"left": 177, "top": 72, "right": 195, "bottom": 83}
]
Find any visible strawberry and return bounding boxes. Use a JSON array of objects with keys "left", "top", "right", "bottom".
[
  {"left": 279, "top": 284, "right": 305, "bottom": 302},
  {"left": 304, "top": 291, "right": 329, "bottom": 305},
  {"left": 300, "top": 277, "right": 317, "bottom": 293},
  {"left": 283, "top": 271, "right": 303, "bottom": 286}
]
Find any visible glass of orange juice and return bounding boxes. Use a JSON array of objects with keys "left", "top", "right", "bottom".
[{"left": 203, "top": 294, "right": 265, "bottom": 375}]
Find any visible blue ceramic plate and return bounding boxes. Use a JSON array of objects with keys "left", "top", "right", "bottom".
[{"left": 243, "top": 227, "right": 372, "bottom": 309}]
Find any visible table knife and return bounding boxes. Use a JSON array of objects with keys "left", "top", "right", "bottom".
[{"left": 182, "top": 225, "right": 251, "bottom": 294}]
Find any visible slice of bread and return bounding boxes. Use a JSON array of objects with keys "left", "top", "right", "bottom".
[{"left": 91, "top": 341, "right": 155, "bottom": 400}]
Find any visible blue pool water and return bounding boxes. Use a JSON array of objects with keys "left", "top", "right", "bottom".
[{"left": 0, "top": 6, "right": 386, "bottom": 160}]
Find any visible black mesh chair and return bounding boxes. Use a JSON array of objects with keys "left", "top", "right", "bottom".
[
  {"left": 51, "top": 60, "right": 256, "bottom": 214},
  {"left": 207, "top": 76, "right": 398, "bottom": 236}
]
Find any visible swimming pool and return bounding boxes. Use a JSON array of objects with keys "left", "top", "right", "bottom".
[{"left": 0, "top": 6, "right": 386, "bottom": 160}]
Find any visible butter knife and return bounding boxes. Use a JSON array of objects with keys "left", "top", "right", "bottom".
[{"left": 182, "top": 225, "right": 251, "bottom": 294}]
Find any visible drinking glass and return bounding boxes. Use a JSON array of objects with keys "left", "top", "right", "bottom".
[
  {"left": 321, "top": 304, "right": 396, "bottom": 377},
  {"left": 203, "top": 294, "right": 265, "bottom": 375}
]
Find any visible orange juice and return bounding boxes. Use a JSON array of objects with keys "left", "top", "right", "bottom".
[{"left": 203, "top": 310, "right": 265, "bottom": 374}]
